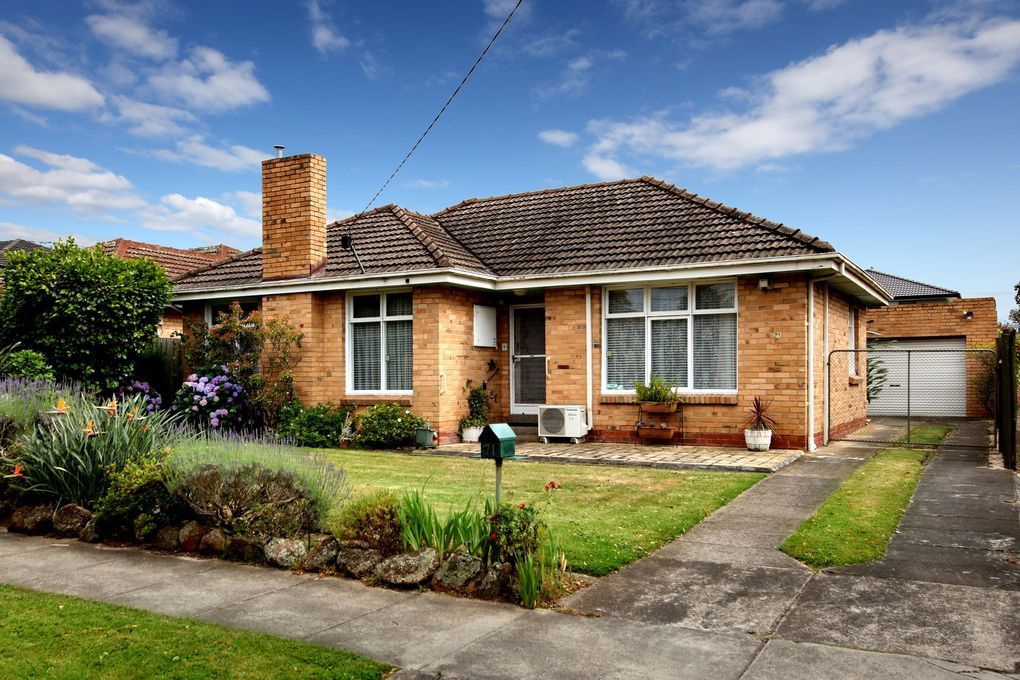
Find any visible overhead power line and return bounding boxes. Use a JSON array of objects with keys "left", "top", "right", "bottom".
[{"left": 345, "top": 0, "right": 526, "bottom": 238}]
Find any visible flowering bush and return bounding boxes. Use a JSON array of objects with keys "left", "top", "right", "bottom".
[
  {"left": 172, "top": 367, "right": 249, "bottom": 430},
  {"left": 277, "top": 401, "right": 353, "bottom": 448},
  {"left": 119, "top": 380, "right": 162, "bottom": 413},
  {"left": 355, "top": 403, "right": 424, "bottom": 449},
  {"left": 488, "top": 502, "right": 542, "bottom": 565}
]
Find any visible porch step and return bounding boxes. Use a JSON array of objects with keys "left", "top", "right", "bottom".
[{"left": 509, "top": 425, "right": 539, "bottom": 443}]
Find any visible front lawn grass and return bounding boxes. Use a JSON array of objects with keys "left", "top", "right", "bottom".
[
  {"left": 0, "top": 584, "right": 390, "bottom": 680},
  {"left": 319, "top": 449, "right": 764, "bottom": 576},
  {"left": 780, "top": 425, "right": 951, "bottom": 569}
]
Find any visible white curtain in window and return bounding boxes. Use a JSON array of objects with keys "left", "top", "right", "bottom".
[
  {"left": 651, "top": 318, "right": 687, "bottom": 386},
  {"left": 606, "top": 317, "right": 645, "bottom": 390},
  {"left": 352, "top": 323, "right": 381, "bottom": 390},
  {"left": 693, "top": 314, "right": 736, "bottom": 389},
  {"left": 386, "top": 320, "right": 413, "bottom": 390}
]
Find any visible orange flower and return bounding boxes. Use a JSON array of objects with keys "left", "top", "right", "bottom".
[
  {"left": 100, "top": 399, "right": 117, "bottom": 417},
  {"left": 83, "top": 420, "right": 97, "bottom": 438},
  {"left": 55, "top": 398, "right": 68, "bottom": 414},
  {"left": 3, "top": 463, "right": 25, "bottom": 479},
  {"left": 125, "top": 407, "right": 140, "bottom": 422}
]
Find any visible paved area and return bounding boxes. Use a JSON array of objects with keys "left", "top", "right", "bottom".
[
  {"left": 440, "top": 441, "right": 802, "bottom": 472},
  {"left": 562, "top": 444, "right": 869, "bottom": 634}
]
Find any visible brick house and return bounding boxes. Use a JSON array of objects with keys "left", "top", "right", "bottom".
[
  {"left": 864, "top": 270, "right": 997, "bottom": 418},
  {"left": 101, "top": 238, "right": 240, "bottom": 337},
  {"left": 171, "top": 152, "right": 891, "bottom": 450}
]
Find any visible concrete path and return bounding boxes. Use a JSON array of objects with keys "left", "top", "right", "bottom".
[{"left": 562, "top": 444, "right": 869, "bottom": 634}]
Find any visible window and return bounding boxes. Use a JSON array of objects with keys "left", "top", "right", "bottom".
[
  {"left": 348, "top": 291, "right": 413, "bottom": 392},
  {"left": 604, "top": 282, "right": 737, "bottom": 392},
  {"left": 848, "top": 307, "right": 857, "bottom": 375}
]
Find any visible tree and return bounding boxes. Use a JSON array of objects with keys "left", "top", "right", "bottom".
[
  {"left": 1010, "top": 281, "right": 1020, "bottom": 328},
  {"left": 0, "top": 239, "right": 170, "bottom": 391}
]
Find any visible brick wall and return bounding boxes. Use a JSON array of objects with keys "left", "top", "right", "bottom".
[
  {"left": 864, "top": 297, "right": 998, "bottom": 417},
  {"left": 825, "top": 289, "right": 868, "bottom": 440},
  {"left": 158, "top": 310, "right": 183, "bottom": 338},
  {"left": 261, "top": 154, "right": 327, "bottom": 281}
]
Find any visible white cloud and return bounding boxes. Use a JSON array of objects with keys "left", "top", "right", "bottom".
[
  {"left": 0, "top": 221, "right": 96, "bottom": 246},
  {"left": 110, "top": 96, "right": 196, "bottom": 137},
  {"left": 617, "top": 0, "right": 784, "bottom": 36},
  {"left": 149, "top": 136, "right": 266, "bottom": 172},
  {"left": 582, "top": 152, "right": 632, "bottom": 180},
  {"left": 523, "top": 28, "right": 581, "bottom": 57},
  {"left": 0, "top": 146, "right": 144, "bottom": 214},
  {"left": 307, "top": 0, "right": 350, "bottom": 55},
  {"left": 222, "top": 190, "right": 262, "bottom": 219},
  {"left": 148, "top": 46, "right": 270, "bottom": 112},
  {"left": 534, "top": 54, "right": 595, "bottom": 98},
  {"left": 0, "top": 36, "right": 105, "bottom": 111},
  {"left": 404, "top": 179, "right": 451, "bottom": 189},
  {"left": 86, "top": 13, "right": 178, "bottom": 61},
  {"left": 328, "top": 208, "right": 354, "bottom": 222},
  {"left": 538, "top": 129, "right": 579, "bottom": 147},
  {"left": 142, "top": 193, "right": 260, "bottom": 236},
  {"left": 584, "top": 17, "right": 1020, "bottom": 173},
  {"left": 483, "top": 0, "right": 532, "bottom": 27},
  {"left": 358, "top": 51, "right": 391, "bottom": 79}
]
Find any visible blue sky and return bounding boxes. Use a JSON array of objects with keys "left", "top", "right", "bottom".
[{"left": 0, "top": 0, "right": 1018, "bottom": 317}]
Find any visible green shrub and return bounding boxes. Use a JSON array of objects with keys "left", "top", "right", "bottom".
[
  {"left": 333, "top": 491, "right": 404, "bottom": 555},
  {"left": 93, "top": 454, "right": 186, "bottom": 540},
  {"left": 488, "top": 502, "right": 542, "bottom": 565},
  {"left": 167, "top": 434, "right": 350, "bottom": 531},
  {"left": 0, "top": 379, "right": 77, "bottom": 449},
  {"left": 634, "top": 376, "right": 679, "bottom": 403},
  {"left": 355, "top": 403, "right": 424, "bottom": 449},
  {"left": 0, "top": 240, "right": 170, "bottom": 391},
  {"left": 3, "top": 350, "right": 54, "bottom": 381},
  {"left": 11, "top": 394, "right": 181, "bottom": 506},
  {"left": 278, "top": 402, "right": 353, "bottom": 448},
  {"left": 400, "top": 488, "right": 490, "bottom": 559}
]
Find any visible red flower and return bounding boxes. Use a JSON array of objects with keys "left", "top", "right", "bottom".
[
  {"left": 6, "top": 464, "right": 25, "bottom": 479},
  {"left": 544, "top": 480, "right": 561, "bottom": 492},
  {"left": 519, "top": 503, "right": 526, "bottom": 509},
  {"left": 490, "top": 532, "right": 498, "bottom": 540}
]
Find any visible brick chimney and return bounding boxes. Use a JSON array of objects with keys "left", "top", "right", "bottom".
[{"left": 261, "top": 153, "right": 327, "bottom": 281}]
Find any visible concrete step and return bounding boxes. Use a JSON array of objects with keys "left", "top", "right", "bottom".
[{"left": 509, "top": 425, "right": 539, "bottom": 443}]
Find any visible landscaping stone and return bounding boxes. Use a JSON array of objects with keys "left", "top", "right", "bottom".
[
  {"left": 152, "top": 525, "right": 180, "bottom": 551},
  {"left": 302, "top": 536, "right": 340, "bottom": 572},
  {"left": 375, "top": 548, "right": 439, "bottom": 587},
  {"left": 52, "top": 504, "right": 92, "bottom": 537},
  {"left": 475, "top": 562, "right": 513, "bottom": 599},
  {"left": 8, "top": 505, "right": 53, "bottom": 535},
  {"left": 0, "top": 500, "right": 15, "bottom": 526},
  {"left": 178, "top": 521, "right": 208, "bottom": 552},
  {"left": 226, "top": 535, "right": 263, "bottom": 562},
  {"left": 199, "top": 527, "right": 227, "bottom": 555},
  {"left": 78, "top": 520, "right": 100, "bottom": 543},
  {"left": 432, "top": 552, "right": 483, "bottom": 592},
  {"left": 337, "top": 547, "right": 384, "bottom": 579},
  {"left": 264, "top": 537, "right": 307, "bottom": 569}
]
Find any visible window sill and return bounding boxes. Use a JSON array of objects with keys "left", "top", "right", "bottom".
[
  {"left": 601, "top": 394, "right": 738, "bottom": 406},
  {"left": 848, "top": 375, "right": 864, "bottom": 386},
  {"left": 341, "top": 395, "right": 413, "bottom": 407}
]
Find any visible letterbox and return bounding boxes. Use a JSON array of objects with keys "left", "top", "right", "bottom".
[{"left": 479, "top": 423, "right": 516, "bottom": 460}]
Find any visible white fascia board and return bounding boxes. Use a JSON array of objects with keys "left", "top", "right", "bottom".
[
  {"left": 831, "top": 255, "right": 893, "bottom": 306},
  {"left": 172, "top": 253, "right": 887, "bottom": 303}
]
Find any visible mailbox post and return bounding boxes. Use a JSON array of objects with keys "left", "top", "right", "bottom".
[{"left": 478, "top": 424, "right": 517, "bottom": 504}]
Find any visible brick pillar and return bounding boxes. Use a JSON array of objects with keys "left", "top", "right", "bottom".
[{"left": 262, "top": 153, "right": 327, "bottom": 281}]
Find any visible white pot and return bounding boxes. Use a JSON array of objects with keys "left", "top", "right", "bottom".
[
  {"left": 744, "top": 428, "right": 773, "bottom": 451},
  {"left": 461, "top": 426, "right": 483, "bottom": 443}
]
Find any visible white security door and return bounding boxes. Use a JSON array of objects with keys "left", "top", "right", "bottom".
[{"left": 510, "top": 306, "right": 546, "bottom": 415}]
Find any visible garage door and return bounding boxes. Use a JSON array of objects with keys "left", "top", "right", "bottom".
[{"left": 867, "top": 338, "right": 967, "bottom": 417}]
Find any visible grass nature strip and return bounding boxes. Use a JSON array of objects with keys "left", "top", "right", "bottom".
[
  {"left": 0, "top": 585, "right": 390, "bottom": 680},
  {"left": 780, "top": 425, "right": 951, "bottom": 569}
]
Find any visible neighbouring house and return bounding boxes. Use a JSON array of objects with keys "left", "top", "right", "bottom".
[
  {"left": 0, "top": 238, "right": 47, "bottom": 271},
  {"left": 171, "top": 152, "right": 892, "bottom": 449},
  {"left": 864, "top": 270, "right": 997, "bottom": 419},
  {"left": 101, "top": 238, "right": 240, "bottom": 337}
]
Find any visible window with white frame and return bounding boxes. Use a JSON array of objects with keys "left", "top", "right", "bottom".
[
  {"left": 604, "top": 282, "right": 737, "bottom": 392},
  {"left": 348, "top": 291, "right": 413, "bottom": 392}
]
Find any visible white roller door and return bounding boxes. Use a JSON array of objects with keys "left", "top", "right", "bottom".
[{"left": 867, "top": 338, "right": 967, "bottom": 417}]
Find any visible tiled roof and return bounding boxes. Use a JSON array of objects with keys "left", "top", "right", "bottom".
[
  {"left": 866, "top": 269, "right": 959, "bottom": 300},
  {"left": 0, "top": 239, "right": 47, "bottom": 267},
  {"left": 101, "top": 238, "right": 241, "bottom": 277},
  {"left": 174, "top": 177, "right": 837, "bottom": 291}
]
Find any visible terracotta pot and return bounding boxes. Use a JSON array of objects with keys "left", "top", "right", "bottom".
[
  {"left": 640, "top": 401, "right": 678, "bottom": 414},
  {"left": 637, "top": 426, "right": 676, "bottom": 440},
  {"left": 744, "top": 428, "right": 773, "bottom": 451}
]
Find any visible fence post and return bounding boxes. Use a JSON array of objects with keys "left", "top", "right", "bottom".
[
  {"left": 906, "top": 350, "right": 912, "bottom": 445},
  {"left": 998, "top": 330, "right": 1017, "bottom": 470}
]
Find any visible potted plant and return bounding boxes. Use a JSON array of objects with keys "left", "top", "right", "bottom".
[
  {"left": 636, "top": 419, "right": 677, "bottom": 440},
  {"left": 338, "top": 412, "right": 355, "bottom": 449},
  {"left": 459, "top": 380, "right": 492, "bottom": 443},
  {"left": 635, "top": 376, "right": 680, "bottom": 413},
  {"left": 744, "top": 396, "right": 777, "bottom": 451}
]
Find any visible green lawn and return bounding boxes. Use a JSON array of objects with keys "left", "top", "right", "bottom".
[
  {"left": 0, "top": 585, "right": 390, "bottom": 680},
  {"left": 780, "top": 425, "right": 951, "bottom": 569},
  {"left": 319, "top": 449, "right": 764, "bottom": 576}
]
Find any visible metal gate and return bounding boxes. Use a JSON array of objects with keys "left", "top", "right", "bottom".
[{"left": 826, "top": 346, "right": 998, "bottom": 449}]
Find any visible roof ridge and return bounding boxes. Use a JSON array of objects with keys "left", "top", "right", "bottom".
[
  {"left": 638, "top": 176, "right": 835, "bottom": 253},
  {"left": 327, "top": 204, "right": 396, "bottom": 228},
  {"left": 389, "top": 205, "right": 451, "bottom": 268},
  {"left": 865, "top": 268, "right": 958, "bottom": 295},
  {"left": 172, "top": 247, "right": 262, "bottom": 283},
  {"left": 433, "top": 177, "right": 644, "bottom": 217}
]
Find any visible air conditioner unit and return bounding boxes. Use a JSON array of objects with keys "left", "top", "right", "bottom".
[{"left": 537, "top": 405, "right": 587, "bottom": 443}]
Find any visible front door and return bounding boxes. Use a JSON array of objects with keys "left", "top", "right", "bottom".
[{"left": 510, "top": 305, "right": 546, "bottom": 415}]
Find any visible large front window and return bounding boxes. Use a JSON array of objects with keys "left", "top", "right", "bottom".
[
  {"left": 349, "top": 291, "right": 413, "bottom": 392},
  {"left": 604, "top": 282, "right": 737, "bottom": 392}
]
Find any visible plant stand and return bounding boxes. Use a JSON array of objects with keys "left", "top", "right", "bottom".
[{"left": 636, "top": 401, "right": 683, "bottom": 444}]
